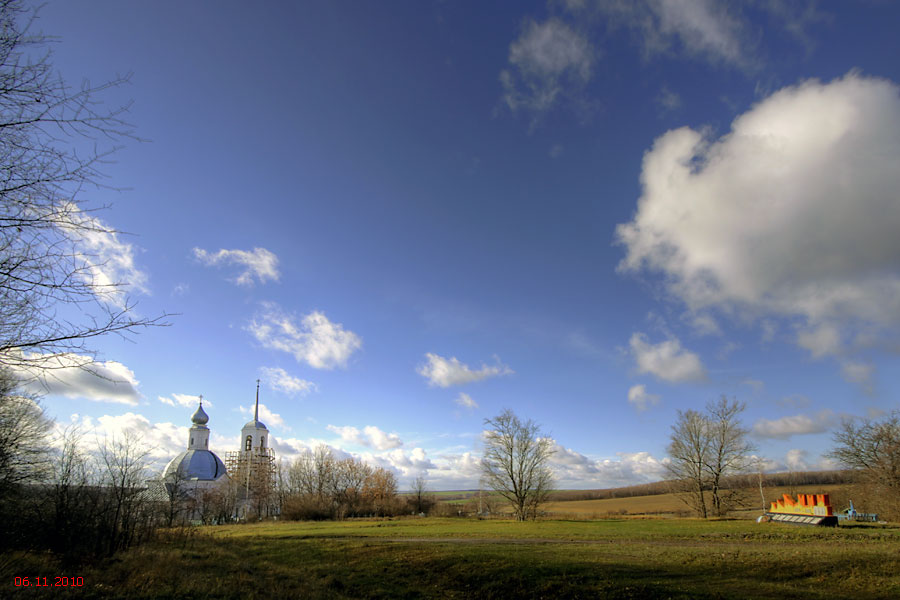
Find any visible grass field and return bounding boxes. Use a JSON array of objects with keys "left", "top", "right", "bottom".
[{"left": 5, "top": 516, "right": 899, "bottom": 599}]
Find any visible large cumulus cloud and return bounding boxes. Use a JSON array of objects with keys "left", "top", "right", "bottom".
[{"left": 616, "top": 72, "right": 900, "bottom": 378}]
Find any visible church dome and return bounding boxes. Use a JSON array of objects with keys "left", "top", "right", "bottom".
[
  {"left": 163, "top": 449, "right": 226, "bottom": 481},
  {"left": 243, "top": 418, "right": 268, "bottom": 430},
  {"left": 191, "top": 403, "right": 209, "bottom": 426}
]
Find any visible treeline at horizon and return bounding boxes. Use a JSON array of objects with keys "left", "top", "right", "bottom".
[{"left": 547, "top": 469, "right": 856, "bottom": 503}]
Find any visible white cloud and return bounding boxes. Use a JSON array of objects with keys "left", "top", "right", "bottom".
[
  {"left": 193, "top": 246, "right": 279, "bottom": 286},
  {"left": 627, "top": 384, "right": 660, "bottom": 412},
  {"left": 840, "top": 361, "right": 875, "bottom": 395},
  {"left": 784, "top": 448, "right": 809, "bottom": 471},
  {"left": 158, "top": 393, "right": 206, "bottom": 408},
  {"left": 688, "top": 312, "right": 720, "bottom": 336},
  {"left": 740, "top": 379, "right": 765, "bottom": 393},
  {"left": 649, "top": 0, "right": 745, "bottom": 64},
  {"left": 617, "top": 73, "right": 900, "bottom": 365},
  {"left": 61, "top": 412, "right": 186, "bottom": 470},
  {"left": 59, "top": 204, "right": 150, "bottom": 308},
  {"left": 267, "top": 438, "right": 350, "bottom": 461},
  {"left": 417, "top": 353, "right": 513, "bottom": 388},
  {"left": 753, "top": 449, "right": 836, "bottom": 474},
  {"left": 579, "top": 0, "right": 748, "bottom": 67},
  {"left": 751, "top": 410, "right": 835, "bottom": 440},
  {"left": 760, "top": 320, "right": 777, "bottom": 343},
  {"left": 325, "top": 424, "right": 362, "bottom": 444},
  {"left": 777, "top": 394, "right": 810, "bottom": 409},
  {"left": 500, "top": 18, "right": 594, "bottom": 119},
  {"left": 247, "top": 302, "right": 362, "bottom": 369},
  {"left": 657, "top": 85, "right": 682, "bottom": 112},
  {"left": 455, "top": 392, "right": 478, "bottom": 410},
  {"left": 748, "top": 454, "right": 782, "bottom": 473},
  {"left": 796, "top": 323, "right": 841, "bottom": 358},
  {"left": 259, "top": 366, "right": 317, "bottom": 397},
  {"left": 549, "top": 443, "right": 669, "bottom": 488},
  {"left": 323, "top": 442, "right": 670, "bottom": 490},
  {"left": 629, "top": 333, "right": 706, "bottom": 383},
  {"left": 363, "top": 425, "right": 403, "bottom": 451},
  {"left": 239, "top": 402, "right": 286, "bottom": 429},
  {"left": 326, "top": 424, "right": 402, "bottom": 451},
  {"left": 13, "top": 353, "right": 141, "bottom": 405},
  {"left": 427, "top": 451, "right": 483, "bottom": 490},
  {"left": 362, "top": 447, "right": 436, "bottom": 479}
]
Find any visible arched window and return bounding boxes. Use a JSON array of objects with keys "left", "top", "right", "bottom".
[
  {"left": 191, "top": 437, "right": 194, "bottom": 447},
  {"left": 245, "top": 435, "right": 252, "bottom": 451},
  {"left": 260, "top": 436, "right": 265, "bottom": 448},
  {"left": 204, "top": 438, "right": 208, "bottom": 448}
]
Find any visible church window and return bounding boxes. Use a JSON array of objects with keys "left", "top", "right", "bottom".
[
  {"left": 261, "top": 436, "right": 265, "bottom": 448},
  {"left": 245, "top": 435, "right": 252, "bottom": 451},
  {"left": 191, "top": 437, "right": 194, "bottom": 447}
]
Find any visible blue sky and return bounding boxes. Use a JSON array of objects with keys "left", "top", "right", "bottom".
[{"left": 22, "top": 0, "right": 900, "bottom": 489}]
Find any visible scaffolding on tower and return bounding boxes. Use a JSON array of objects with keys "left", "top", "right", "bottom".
[{"left": 224, "top": 446, "right": 277, "bottom": 517}]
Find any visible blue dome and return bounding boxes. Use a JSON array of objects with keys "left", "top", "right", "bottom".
[
  {"left": 243, "top": 419, "right": 268, "bottom": 430},
  {"left": 163, "top": 449, "right": 226, "bottom": 481}
]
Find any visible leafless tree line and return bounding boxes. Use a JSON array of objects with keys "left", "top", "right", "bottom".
[
  {"left": 548, "top": 470, "right": 855, "bottom": 504},
  {"left": 1, "top": 419, "right": 162, "bottom": 558},
  {"left": 277, "top": 446, "right": 413, "bottom": 519}
]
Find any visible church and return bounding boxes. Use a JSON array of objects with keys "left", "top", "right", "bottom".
[{"left": 154, "top": 384, "right": 279, "bottom": 522}]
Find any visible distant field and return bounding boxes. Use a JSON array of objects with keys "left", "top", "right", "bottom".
[
  {"left": 6, "top": 516, "right": 899, "bottom": 599},
  {"left": 428, "top": 483, "right": 859, "bottom": 519},
  {"left": 541, "top": 483, "right": 856, "bottom": 518}
]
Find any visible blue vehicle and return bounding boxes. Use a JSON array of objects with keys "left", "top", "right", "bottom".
[{"left": 837, "top": 500, "right": 878, "bottom": 522}]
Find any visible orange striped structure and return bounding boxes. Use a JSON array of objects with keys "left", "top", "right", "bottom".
[{"left": 764, "top": 493, "right": 837, "bottom": 526}]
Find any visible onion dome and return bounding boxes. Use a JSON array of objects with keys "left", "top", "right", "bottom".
[{"left": 191, "top": 402, "right": 209, "bottom": 426}]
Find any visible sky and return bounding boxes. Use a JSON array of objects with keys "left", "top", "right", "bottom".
[{"left": 18, "top": 0, "right": 900, "bottom": 490}]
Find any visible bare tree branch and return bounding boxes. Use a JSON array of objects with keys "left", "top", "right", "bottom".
[{"left": 0, "top": 0, "right": 168, "bottom": 373}]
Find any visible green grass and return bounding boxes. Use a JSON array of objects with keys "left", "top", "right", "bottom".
[{"left": 5, "top": 517, "right": 900, "bottom": 599}]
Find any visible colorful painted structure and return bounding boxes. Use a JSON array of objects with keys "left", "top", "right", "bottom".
[{"left": 764, "top": 493, "right": 838, "bottom": 526}]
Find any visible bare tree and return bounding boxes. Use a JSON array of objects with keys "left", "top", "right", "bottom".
[
  {"left": 0, "top": 0, "right": 165, "bottom": 373},
  {"left": 97, "top": 432, "right": 151, "bottom": 554},
  {"left": 331, "top": 457, "right": 371, "bottom": 519},
  {"left": 481, "top": 409, "right": 555, "bottom": 521},
  {"left": 667, "top": 399, "right": 754, "bottom": 518},
  {"left": 0, "top": 368, "right": 51, "bottom": 496},
  {"left": 828, "top": 412, "right": 900, "bottom": 518},
  {"left": 161, "top": 467, "right": 193, "bottom": 528},
  {"left": 206, "top": 477, "right": 240, "bottom": 525},
  {"left": 362, "top": 467, "right": 398, "bottom": 517},
  {"left": 409, "top": 474, "right": 434, "bottom": 515},
  {"left": 667, "top": 409, "right": 710, "bottom": 518},
  {"left": 704, "top": 396, "right": 755, "bottom": 516},
  {"left": 292, "top": 445, "right": 336, "bottom": 503},
  {"left": 752, "top": 456, "right": 768, "bottom": 513},
  {"left": 45, "top": 423, "right": 100, "bottom": 554}
]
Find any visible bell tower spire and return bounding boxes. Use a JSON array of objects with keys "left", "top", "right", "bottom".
[
  {"left": 241, "top": 380, "right": 269, "bottom": 453},
  {"left": 254, "top": 379, "right": 260, "bottom": 422}
]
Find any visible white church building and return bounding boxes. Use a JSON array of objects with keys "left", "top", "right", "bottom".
[{"left": 152, "top": 385, "right": 278, "bottom": 522}]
